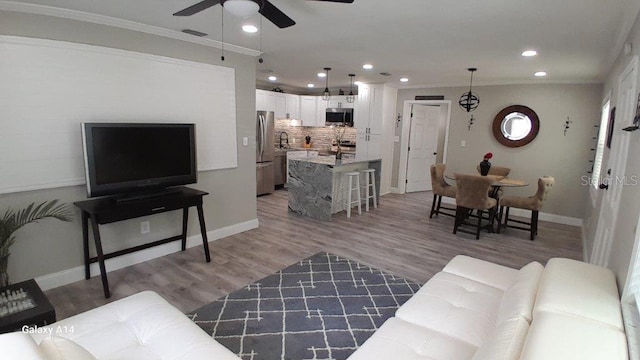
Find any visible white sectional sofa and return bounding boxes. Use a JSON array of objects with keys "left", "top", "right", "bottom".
[
  {"left": 0, "top": 291, "right": 240, "bottom": 360},
  {"left": 348, "top": 255, "right": 629, "bottom": 360}
]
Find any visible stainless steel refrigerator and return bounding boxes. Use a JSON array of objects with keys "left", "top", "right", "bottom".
[{"left": 256, "top": 111, "right": 275, "bottom": 196}]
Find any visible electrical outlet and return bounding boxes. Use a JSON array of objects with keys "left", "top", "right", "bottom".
[
  {"left": 140, "top": 221, "right": 150, "bottom": 234},
  {"left": 461, "top": 140, "right": 466, "bottom": 147},
  {"left": 242, "top": 137, "right": 248, "bottom": 146}
]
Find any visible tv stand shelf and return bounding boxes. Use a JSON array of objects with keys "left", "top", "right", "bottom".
[{"left": 74, "top": 186, "right": 211, "bottom": 298}]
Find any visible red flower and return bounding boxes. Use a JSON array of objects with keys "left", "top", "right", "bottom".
[{"left": 484, "top": 152, "right": 493, "bottom": 160}]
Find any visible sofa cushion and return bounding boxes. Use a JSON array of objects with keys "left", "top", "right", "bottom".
[
  {"left": 0, "top": 332, "right": 48, "bottom": 360},
  {"left": 396, "top": 271, "right": 502, "bottom": 347},
  {"left": 533, "top": 258, "right": 623, "bottom": 331},
  {"left": 30, "top": 291, "right": 240, "bottom": 360},
  {"left": 39, "top": 336, "right": 96, "bottom": 360},
  {"left": 442, "top": 255, "right": 518, "bottom": 291},
  {"left": 496, "top": 261, "right": 544, "bottom": 325},
  {"left": 347, "top": 317, "right": 478, "bottom": 360},
  {"left": 520, "top": 311, "right": 628, "bottom": 360},
  {"left": 471, "top": 316, "right": 529, "bottom": 360}
]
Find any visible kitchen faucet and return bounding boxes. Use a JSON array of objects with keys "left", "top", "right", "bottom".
[{"left": 279, "top": 131, "right": 289, "bottom": 148}]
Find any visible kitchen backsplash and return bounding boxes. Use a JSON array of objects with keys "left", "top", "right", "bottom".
[{"left": 274, "top": 119, "right": 356, "bottom": 149}]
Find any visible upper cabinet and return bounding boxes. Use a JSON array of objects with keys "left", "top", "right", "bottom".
[
  {"left": 275, "top": 93, "right": 300, "bottom": 120},
  {"left": 299, "top": 96, "right": 319, "bottom": 126},
  {"left": 354, "top": 84, "right": 383, "bottom": 134},
  {"left": 256, "top": 89, "right": 276, "bottom": 112},
  {"left": 327, "top": 95, "right": 354, "bottom": 109},
  {"left": 286, "top": 94, "right": 299, "bottom": 120}
]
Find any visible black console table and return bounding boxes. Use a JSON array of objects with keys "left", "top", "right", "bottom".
[{"left": 74, "top": 186, "right": 211, "bottom": 298}]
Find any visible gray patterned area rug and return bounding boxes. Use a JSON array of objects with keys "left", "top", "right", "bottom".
[{"left": 188, "top": 252, "right": 420, "bottom": 360}]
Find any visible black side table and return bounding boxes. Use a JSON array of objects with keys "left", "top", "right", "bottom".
[{"left": 0, "top": 279, "right": 56, "bottom": 334}]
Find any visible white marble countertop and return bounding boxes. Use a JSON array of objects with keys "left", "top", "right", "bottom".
[{"left": 289, "top": 155, "right": 381, "bottom": 166}]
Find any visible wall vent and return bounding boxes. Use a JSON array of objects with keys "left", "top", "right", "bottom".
[{"left": 181, "top": 29, "right": 208, "bottom": 37}]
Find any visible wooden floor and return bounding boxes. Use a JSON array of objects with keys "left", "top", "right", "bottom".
[{"left": 46, "top": 189, "right": 583, "bottom": 320}]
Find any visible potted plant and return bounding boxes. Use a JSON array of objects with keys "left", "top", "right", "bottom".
[{"left": 0, "top": 200, "right": 73, "bottom": 288}]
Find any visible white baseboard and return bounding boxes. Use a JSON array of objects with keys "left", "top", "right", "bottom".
[
  {"left": 35, "top": 218, "right": 259, "bottom": 291},
  {"left": 440, "top": 197, "right": 583, "bottom": 227}
]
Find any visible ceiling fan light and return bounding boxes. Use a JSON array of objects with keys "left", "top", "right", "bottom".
[{"left": 223, "top": 0, "right": 260, "bottom": 18}]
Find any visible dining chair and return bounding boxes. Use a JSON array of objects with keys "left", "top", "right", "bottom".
[
  {"left": 497, "top": 176, "right": 555, "bottom": 240},
  {"left": 453, "top": 173, "right": 497, "bottom": 240},
  {"left": 429, "top": 164, "right": 456, "bottom": 218},
  {"left": 476, "top": 165, "right": 511, "bottom": 177}
]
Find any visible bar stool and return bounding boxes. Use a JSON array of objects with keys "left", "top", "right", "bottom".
[
  {"left": 344, "top": 171, "right": 362, "bottom": 218},
  {"left": 361, "top": 168, "right": 377, "bottom": 211}
]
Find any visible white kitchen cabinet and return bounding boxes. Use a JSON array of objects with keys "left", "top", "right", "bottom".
[
  {"left": 327, "top": 96, "right": 354, "bottom": 109},
  {"left": 316, "top": 97, "right": 329, "bottom": 125},
  {"left": 299, "top": 96, "right": 319, "bottom": 126},
  {"left": 355, "top": 84, "right": 383, "bottom": 134},
  {"left": 275, "top": 93, "right": 287, "bottom": 119},
  {"left": 275, "top": 93, "right": 300, "bottom": 119},
  {"left": 356, "top": 133, "right": 382, "bottom": 160},
  {"left": 286, "top": 94, "right": 299, "bottom": 119},
  {"left": 256, "top": 89, "right": 276, "bottom": 112}
]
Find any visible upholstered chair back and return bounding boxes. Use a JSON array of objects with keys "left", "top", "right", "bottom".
[
  {"left": 454, "top": 174, "right": 496, "bottom": 210},
  {"left": 500, "top": 176, "right": 554, "bottom": 211},
  {"left": 476, "top": 165, "right": 511, "bottom": 177},
  {"left": 534, "top": 176, "right": 555, "bottom": 208},
  {"left": 430, "top": 164, "right": 455, "bottom": 197}
]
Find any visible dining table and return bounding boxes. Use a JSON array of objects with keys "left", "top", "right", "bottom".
[
  {"left": 445, "top": 173, "right": 529, "bottom": 233},
  {"left": 445, "top": 174, "right": 528, "bottom": 198}
]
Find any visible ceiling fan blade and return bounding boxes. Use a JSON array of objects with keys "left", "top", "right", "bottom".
[
  {"left": 309, "top": 0, "right": 355, "bottom": 3},
  {"left": 260, "top": 0, "right": 296, "bottom": 28},
  {"left": 173, "top": 0, "right": 221, "bottom": 16}
]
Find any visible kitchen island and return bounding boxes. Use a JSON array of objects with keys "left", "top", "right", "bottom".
[{"left": 288, "top": 156, "right": 381, "bottom": 221}]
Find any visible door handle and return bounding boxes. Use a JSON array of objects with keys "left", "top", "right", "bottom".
[
  {"left": 599, "top": 183, "right": 609, "bottom": 190},
  {"left": 433, "top": 152, "right": 437, "bottom": 155}
]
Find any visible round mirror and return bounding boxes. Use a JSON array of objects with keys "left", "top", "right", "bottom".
[{"left": 492, "top": 105, "right": 540, "bottom": 147}]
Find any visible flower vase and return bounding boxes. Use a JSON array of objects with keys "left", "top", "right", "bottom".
[
  {"left": 335, "top": 145, "right": 343, "bottom": 160},
  {"left": 479, "top": 160, "right": 491, "bottom": 176}
]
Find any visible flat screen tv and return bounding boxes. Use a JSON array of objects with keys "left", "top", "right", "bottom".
[{"left": 82, "top": 123, "right": 197, "bottom": 198}]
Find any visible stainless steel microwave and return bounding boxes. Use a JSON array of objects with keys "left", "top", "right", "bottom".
[{"left": 326, "top": 108, "right": 354, "bottom": 127}]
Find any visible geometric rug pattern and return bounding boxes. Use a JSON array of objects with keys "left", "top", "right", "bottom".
[{"left": 188, "top": 252, "right": 421, "bottom": 360}]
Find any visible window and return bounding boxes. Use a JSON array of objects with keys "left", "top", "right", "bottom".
[{"left": 590, "top": 99, "right": 611, "bottom": 203}]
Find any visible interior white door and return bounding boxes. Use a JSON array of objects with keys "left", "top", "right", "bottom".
[
  {"left": 591, "top": 56, "right": 637, "bottom": 267},
  {"left": 406, "top": 105, "right": 440, "bottom": 192}
]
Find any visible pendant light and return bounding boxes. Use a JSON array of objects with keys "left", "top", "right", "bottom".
[
  {"left": 346, "top": 74, "right": 355, "bottom": 103},
  {"left": 322, "top": 67, "right": 331, "bottom": 101},
  {"left": 459, "top": 68, "right": 479, "bottom": 112}
]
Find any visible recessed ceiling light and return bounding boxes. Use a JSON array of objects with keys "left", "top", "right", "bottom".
[
  {"left": 268, "top": 76, "right": 277, "bottom": 81},
  {"left": 317, "top": 72, "right": 326, "bottom": 78},
  {"left": 307, "top": 83, "right": 315, "bottom": 88},
  {"left": 362, "top": 64, "right": 373, "bottom": 70},
  {"left": 242, "top": 25, "right": 258, "bottom": 33},
  {"left": 522, "top": 50, "right": 538, "bottom": 57},
  {"left": 354, "top": 81, "right": 363, "bottom": 86},
  {"left": 400, "top": 77, "right": 409, "bottom": 83},
  {"left": 534, "top": 71, "right": 547, "bottom": 77}
]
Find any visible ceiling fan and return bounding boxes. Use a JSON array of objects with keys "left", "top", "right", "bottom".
[{"left": 173, "top": 0, "right": 354, "bottom": 29}]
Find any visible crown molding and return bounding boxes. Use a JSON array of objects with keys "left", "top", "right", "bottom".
[{"left": 0, "top": 1, "right": 261, "bottom": 57}]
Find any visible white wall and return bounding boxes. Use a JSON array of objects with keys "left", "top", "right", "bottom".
[{"left": 0, "top": 11, "right": 257, "bottom": 287}]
